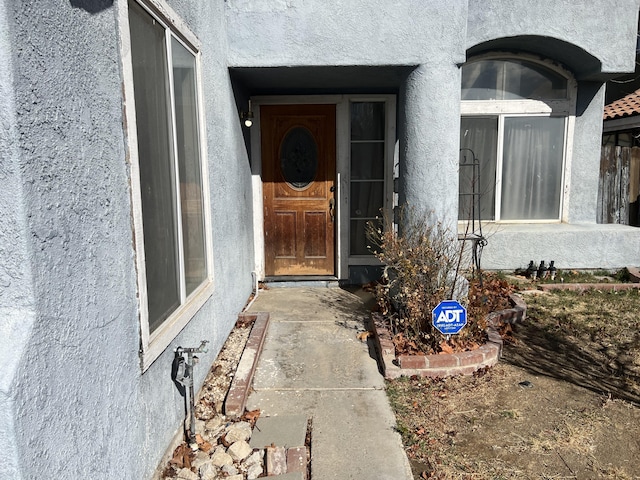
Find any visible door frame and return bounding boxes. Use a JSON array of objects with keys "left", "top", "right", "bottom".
[{"left": 250, "top": 94, "right": 397, "bottom": 281}]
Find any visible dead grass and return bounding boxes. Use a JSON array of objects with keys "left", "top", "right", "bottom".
[{"left": 386, "top": 286, "right": 640, "bottom": 479}]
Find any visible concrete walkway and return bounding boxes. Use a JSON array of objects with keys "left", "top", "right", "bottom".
[{"left": 246, "top": 286, "right": 413, "bottom": 480}]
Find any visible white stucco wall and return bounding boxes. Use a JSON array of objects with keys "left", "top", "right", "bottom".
[
  {"left": 466, "top": 0, "right": 640, "bottom": 75},
  {"left": 0, "top": 3, "right": 36, "bottom": 477},
  {"left": 1, "top": 0, "right": 254, "bottom": 478},
  {"left": 480, "top": 223, "right": 640, "bottom": 271},
  {"left": 226, "top": 0, "right": 468, "bottom": 68}
]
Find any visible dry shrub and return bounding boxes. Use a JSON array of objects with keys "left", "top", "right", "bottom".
[{"left": 368, "top": 208, "right": 488, "bottom": 354}]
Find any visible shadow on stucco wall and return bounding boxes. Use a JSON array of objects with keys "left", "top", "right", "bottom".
[
  {"left": 69, "top": 0, "right": 113, "bottom": 14},
  {"left": 576, "top": 81, "right": 604, "bottom": 117}
]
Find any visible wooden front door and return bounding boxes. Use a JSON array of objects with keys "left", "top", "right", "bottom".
[{"left": 262, "top": 104, "right": 336, "bottom": 276}]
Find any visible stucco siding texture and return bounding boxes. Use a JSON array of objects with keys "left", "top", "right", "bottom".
[
  {"left": 226, "top": 0, "right": 468, "bottom": 67},
  {"left": 466, "top": 0, "right": 640, "bottom": 75},
  {"left": 2, "top": 1, "right": 253, "bottom": 479},
  {"left": 400, "top": 63, "right": 462, "bottom": 234},
  {"left": 569, "top": 82, "right": 609, "bottom": 224},
  {"left": 0, "top": 0, "right": 36, "bottom": 475},
  {"left": 9, "top": 1, "right": 141, "bottom": 476},
  {"left": 479, "top": 223, "right": 640, "bottom": 271}
]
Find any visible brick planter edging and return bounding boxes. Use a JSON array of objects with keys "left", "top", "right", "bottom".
[
  {"left": 538, "top": 283, "right": 640, "bottom": 292},
  {"left": 371, "top": 294, "right": 526, "bottom": 379},
  {"left": 224, "top": 312, "right": 270, "bottom": 417}
]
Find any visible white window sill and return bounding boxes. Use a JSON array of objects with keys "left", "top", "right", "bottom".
[{"left": 141, "top": 280, "right": 214, "bottom": 371}]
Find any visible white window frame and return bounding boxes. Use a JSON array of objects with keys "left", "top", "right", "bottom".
[
  {"left": 460, "top": 53, "right": 577, "bottom": 224},
  {"left": 118, "top": 0, "right": 214, "bottom": 371}
]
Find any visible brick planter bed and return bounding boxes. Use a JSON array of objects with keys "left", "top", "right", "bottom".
[{"left": 371, "top": 294, "right": 527, "bottom": 379}]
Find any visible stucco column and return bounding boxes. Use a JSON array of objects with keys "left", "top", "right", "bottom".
[
  {"left": 399, "top": 63, "right": 462, "bottom": 234},
  {"left": 567, "top": 81, "right": 606, "bottom": 223}
]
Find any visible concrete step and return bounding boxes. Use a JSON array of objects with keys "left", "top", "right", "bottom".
[
  {"left": 250, "top": 415, "right": 309, "bottom": 479},
  {"left": 250, "top": 415, "right": 308, "bottom": 449}
]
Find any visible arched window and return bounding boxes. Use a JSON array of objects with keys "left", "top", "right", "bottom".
[{"left": 459, "top": 56, "right": 574, "bottom": 221}]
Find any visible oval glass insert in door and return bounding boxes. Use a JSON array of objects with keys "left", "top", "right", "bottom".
[{"left": 280, "top": 127, "right": 318, "bottom": 189}]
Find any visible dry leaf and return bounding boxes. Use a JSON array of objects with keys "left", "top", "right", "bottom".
[
  {"left": 199, "top": 440, "right": 213, "bottom": 453},
  {"left": 169, "top": 443, "right": 193, "bottom": 469},
  {"left": 242, "top": 408, "right": 261, "bottom": 427},
  {"left": 357, "top": 331, "right": 372, "bottom": 342},
  {"left": 439, "top": 342, "right": 454, "bottom": 354},
  {"left": 220, "top": 434, "right": 231, "bottom": 448}
]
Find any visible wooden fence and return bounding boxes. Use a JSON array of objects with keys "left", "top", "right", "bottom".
[{"left": 597, "top": 145, "right": 640, "bottom": 226}]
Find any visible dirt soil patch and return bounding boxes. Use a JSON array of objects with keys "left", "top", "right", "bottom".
[{"left": 387, "top": 288, "right": 640, "bottom": 479}]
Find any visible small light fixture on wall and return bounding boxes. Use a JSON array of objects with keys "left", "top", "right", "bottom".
[{"left": 240, "top": 100, "right": 253, "bottom": 128}]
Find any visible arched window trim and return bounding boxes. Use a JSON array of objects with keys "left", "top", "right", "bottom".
[
  {"left": 461, "top": 52, "right": 577, "bottom": 116},
  {"left": 459, "top": 52, "right": 577, "bottom": 223}
]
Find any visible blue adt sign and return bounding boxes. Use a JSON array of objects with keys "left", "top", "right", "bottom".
[{"left": 432, "top": 300, "right": 467, "bottom": 335}]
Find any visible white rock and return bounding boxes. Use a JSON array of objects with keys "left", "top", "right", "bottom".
[
  {"left": 246, "top": 463, "right": 263, "bottom": 480},
  {"left": 242, "top": 450, "right": 263, "bottom": 468},
  {"left": 227, "top": 441, "right": 252, "bottom": 462},
  {"left": 195, "top": 419, "right": 206, "bottom": 435},
  {"left": 210, "top": 446, "right": 233, "bottom": 467},
  {"left": 199, "top": 461, "right": 219, "bottom": 480},
  {"left": 176, "top": 467, "right": 199, "bottom": 480},
  {"left": 224, "top": 421, "right": 252, "bottom": 443},
  {"left": 192, "top": 450, "right": 210, "bottom": 470},
  {"left": 226, "top": 475, "right": 243, "bottom": 480},
  {"left": 205, "top": 417, "right": 225, "bottom": 439},
  {"left": 221, "top": 464, "right": 238, "bottom": 476}
]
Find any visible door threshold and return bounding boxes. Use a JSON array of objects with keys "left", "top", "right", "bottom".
[{"left": 264, "top": 276, "right": 340, "bottom": 288}]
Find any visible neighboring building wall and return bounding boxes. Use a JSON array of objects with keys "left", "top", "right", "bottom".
[{"left": 1, "top": 0, "right": 254, "bottom": 478}]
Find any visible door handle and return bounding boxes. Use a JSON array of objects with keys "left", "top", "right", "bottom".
[{"left": 329, "top": 198, "right": 335, "bottom": 222}]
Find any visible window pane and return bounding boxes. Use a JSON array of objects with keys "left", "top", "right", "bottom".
[
  {"left": 462, "top": 59, "right": 567, "bottom": 100},
  {"left": 350, "top": 218, "right": 381, "bottom": 256},
  {"left": 350, "top": 102, "right": 386, "bottom": 256},
  {"left": 172, "top": 38, "right": 207, "bottom": 296},
  {"left": 280, "top": 127, "right": 318, "bottom": 189},
  {"left": 351, "top": 102, "right": 385, "bottom": 141},
  {"left": 461, "top": 60, "right": 500, "bottom": 100},
  {"left": 503, "top": 61, "right": 567, "bottom": 100},
  {"left": 351, "top": 143, "right": 384, "bottom": 180},
  {"left": 459, "top": 117, "right": 498, "bottom": 220},
  {"left": 129, "top": 1, "right": 180, "bottom": 331},
  {"left": 350, "top": 182, "right": 384, "bottom": 218},
  {"left": 501, "top": 117, "right": 565, "bottom": 220}
]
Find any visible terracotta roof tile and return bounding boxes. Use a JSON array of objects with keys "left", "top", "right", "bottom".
[{"left": 604, "top": 88, "right": 640, "bottom": 120}]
